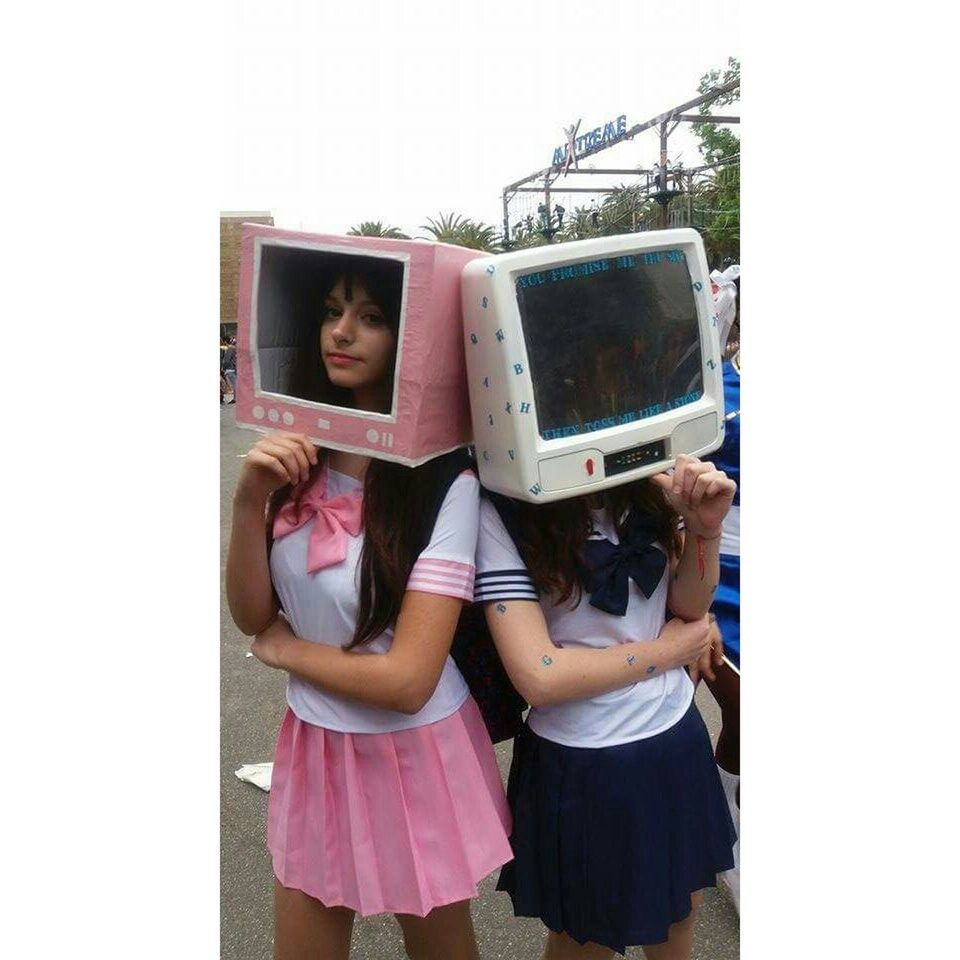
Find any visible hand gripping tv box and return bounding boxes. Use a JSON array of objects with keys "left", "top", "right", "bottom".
[
  {"left": 461, "top": 229, "right": 725, "bottom": 503},
  {"left": 234, "top": 225, "right": 486, "bottom": 465}
]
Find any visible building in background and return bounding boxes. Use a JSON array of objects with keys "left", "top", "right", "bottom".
[{"left": 221, "top": 211, "right": 273, "bottom": 340}]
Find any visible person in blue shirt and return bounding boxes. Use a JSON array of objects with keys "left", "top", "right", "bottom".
[{"left": 704, "top": 265, "right": 741, "bottom": 913}]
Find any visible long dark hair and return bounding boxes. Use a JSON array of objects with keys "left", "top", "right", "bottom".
[
  {"left": 507, "top": 479, "right": 681, "bottom": 607},
  {"left": 267, "top": 450, "right": 471, "bottom": 648},
  {"left": 351, "top": 453, "right": 470, "bottom": 648}
]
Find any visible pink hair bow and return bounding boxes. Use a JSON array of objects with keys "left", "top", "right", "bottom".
[{"left": 272, "top": 469, "right": 363, "bottom": 572}]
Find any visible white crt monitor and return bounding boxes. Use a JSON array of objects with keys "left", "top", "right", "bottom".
[{"left": 461, "top": 228, "right": 724, "bottom": 503}]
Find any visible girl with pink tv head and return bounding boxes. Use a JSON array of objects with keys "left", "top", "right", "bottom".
[{"left": 226, "top": 258, "right": 511, "bottom": 960}]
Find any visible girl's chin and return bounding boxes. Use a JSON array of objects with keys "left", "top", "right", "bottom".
[{"left": 324, "top": 368, "right": 361, "bottom": 387}]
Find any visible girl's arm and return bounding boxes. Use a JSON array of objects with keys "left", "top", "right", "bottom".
[
  {"left": 227, "top": 493, "right": 278, "bottom": 635},
  {"left": 482, "top": 600, "right": 712, "bottom": 707},
  {"left": 226, "top": 432, "right": 316, "bottom": 635},
  {"left": 650, "top": 454, "right": 736, "bottom": 621},
  {"left": 252, "top": 590, "right": 464, "bottom": 715},
  {"left": 665, "top": 528, "right": 721, "bottom": 620}
]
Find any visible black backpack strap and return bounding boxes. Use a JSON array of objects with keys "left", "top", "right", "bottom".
[
  {"left": 450, "top": 602, "right": 527, "bottom": 743},
  {"left": 449, "top": 485, "right": 528, "bottom": 742},
  {"left": 411, "top": 455, "right": 527, "bottom": 743},
  {"left": 410, "top": 447, "right": 476, "bottom": 558},
  {"left": 483, "top": 488, "right": 526, "bottom": 548}
]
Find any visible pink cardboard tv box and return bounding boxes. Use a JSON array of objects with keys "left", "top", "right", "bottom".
[{"left": 234, "top": 225, "right": 488, "bottom": 465}]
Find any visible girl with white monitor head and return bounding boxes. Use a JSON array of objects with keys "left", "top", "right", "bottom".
[{"left": 475, "top": 444, "right": 737, "bottom": 958}]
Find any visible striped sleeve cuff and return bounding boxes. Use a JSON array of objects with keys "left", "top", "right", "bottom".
[
  {"left": 474, "top": 568, "right": 538, "bottom": 603},
  {"left": 407, "top": 558, "right": 476, "bottom": 602}
]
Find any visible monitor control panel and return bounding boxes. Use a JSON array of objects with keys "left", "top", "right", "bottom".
[{"left": 604, "top": 441, "right": 667, "bottom": 477}]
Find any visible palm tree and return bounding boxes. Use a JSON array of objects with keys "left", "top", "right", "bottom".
[
  {"left": 505, "top": 224, "right": 548, "bottom": 249},
  {"left": 556, "top": 205, "right": 599, "bottom": 243},
  {"left": 451, "top": 221, "right": 500, "bottom": 252},
  {"left": 347, "top": 221, "right": 410, "bottom": 239},
  {"left": 597, "top": 184, "right": 653, "bottom": 235},
  {"left": 419, "top": 212, "right": 468, "bottom": 243},
  {"left": 419, "top": 213, "right": 500, "bottom": 252}
]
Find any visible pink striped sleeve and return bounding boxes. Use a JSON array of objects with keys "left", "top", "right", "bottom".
[{"left": 406, "top": 557, "right": 476, "bottom": 602}]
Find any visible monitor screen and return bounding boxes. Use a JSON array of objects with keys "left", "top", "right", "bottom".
[{"left": 514, "top": 249, "right": 703, "bottom": 440}]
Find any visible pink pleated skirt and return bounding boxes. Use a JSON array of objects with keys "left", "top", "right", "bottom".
[{"left": 267, "top": 695, "right": 513, "bottom": 917}]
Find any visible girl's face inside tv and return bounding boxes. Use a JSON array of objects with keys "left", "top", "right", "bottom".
[{"left": 320, "top": 276, "right": 397, "bottom": 407}]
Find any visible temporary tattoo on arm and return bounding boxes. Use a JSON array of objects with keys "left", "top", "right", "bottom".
[
  {"left": 541, "top": 655, "right": 553, "bottom": 666},
  {"left": 628, "top": 654, "right": 657, "bottom": 675},
  {"left": 495, "top": 603, "right": 507, "bottom": 614},
  {"left": 696, "top": 535, "right": 707, "bottom": 581}
]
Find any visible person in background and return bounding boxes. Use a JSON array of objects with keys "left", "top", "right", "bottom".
[
  {"left": 222, "top": 337, "right": 237, "bottom": 404},
  {"left": 220, "top": 337, "right": 229, "bottom": 404},
  {"left": 705, "top": 263, "right": 741, "bottom": 913}
]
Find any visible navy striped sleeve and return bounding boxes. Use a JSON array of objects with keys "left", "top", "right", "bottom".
[
  {"left": 475, "top": 498, "right": 539, "bottom": 604},
  {"left": 474, "top": 568, "right": 538, "bottom": 603}
]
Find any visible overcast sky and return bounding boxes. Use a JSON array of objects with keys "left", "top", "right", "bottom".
[{"left": 220, "top": 0, "right": 740, "bottom": 237}]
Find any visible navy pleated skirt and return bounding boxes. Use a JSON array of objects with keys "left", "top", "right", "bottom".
[{"left": 496, "top": 700, "right": 736, "bottom": 955}]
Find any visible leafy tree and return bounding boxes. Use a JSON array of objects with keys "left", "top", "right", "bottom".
[
  {"left": 347, "top": 221, "right": 410, "bottom": 239},
  {"left": 692, "top": 57, "right": 740, "bottom": 163},
  {"left": 691, "top": 57, "right": 740, "bottom": 266}
]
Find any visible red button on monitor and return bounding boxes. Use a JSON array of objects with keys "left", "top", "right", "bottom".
[{"left": 585, "top": 458, "right": 594, "bottom": 476}]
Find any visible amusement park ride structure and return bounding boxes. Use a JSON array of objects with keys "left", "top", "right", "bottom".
[{"left": 501, "top": 78, "right": 740, "bottom": 246}]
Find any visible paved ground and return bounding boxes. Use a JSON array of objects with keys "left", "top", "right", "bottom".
[{"left": 221, "top": 406, "right": 740, "bottom": 959}]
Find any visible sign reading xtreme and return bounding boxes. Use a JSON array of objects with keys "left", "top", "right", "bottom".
[{"left": 552, "top": 115, "right": 627, "bottom": 168}]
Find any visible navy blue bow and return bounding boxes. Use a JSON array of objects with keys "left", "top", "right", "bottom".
[{"left": 580, "top": 511, "right": 667, "bottom": 616}]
